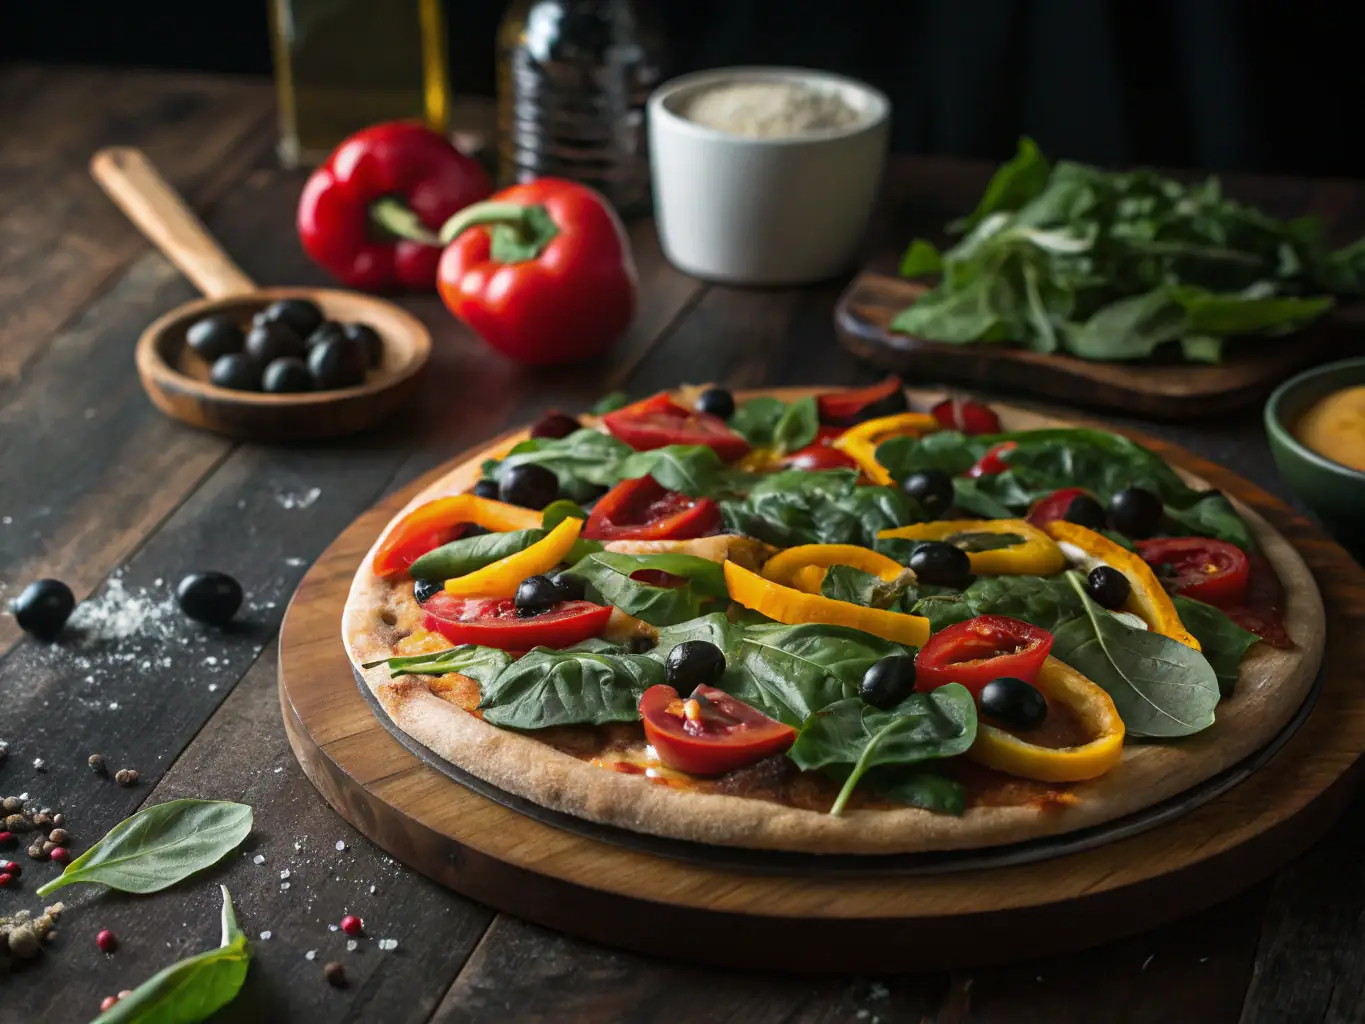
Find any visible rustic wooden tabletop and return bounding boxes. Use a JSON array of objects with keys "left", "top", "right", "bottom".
[{"left": 3, "top": 65, "right": 1364, "bottom": 1024}]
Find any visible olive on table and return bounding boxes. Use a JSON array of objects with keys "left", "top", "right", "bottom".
[
  {"left": 1108, "top": 486, "right": 1163, "bottom": 539},
  {"left": 514, "top": 575, "right": 562, "bottom": 617},
  {"left": 244, "top": 322, "right": 306, "bottom": 365},
  {"left": 1063, "top": 494, "right": 1106, "bottom": 530},
  {"left": 176, "top": 571, "right": 243, "bottom": 626},
  {"left": 342, "top": 323, "right": 383, "bottom": 367},
  {"left": 978, "top": 676, "right": 1048, "bottom": 730},
  {"left": 209, "top": 353, "right": 262, "bottom": 392},
  {"left": 860, "top": 654, "right": 916, "bottom": 709},
  {"left": 305, "top": 321, "right": 347, "bottom": 349},
  {"left": 907, "top": 541, "right": 974, "bottom": 589},
  {"left": 498, "top": 464, "right": 559, "bottom": 510},
  {"left": 471, "top": 479, "right": 500, "bottom": 500},
  {"left": 530, "top": 412, "right": 582, "bottom": 439},
  {"left": 1086, "top": 566, "right": 1131, "bottom": 610},
  {"left": 307, "top": 336, "right": 368, "bottom": 390},
  {"left": 9, "top": 579, "right": 76, "bottom": 642},
  {"left": 901, "top": 469, "right": 954, "bottom": 519},
  {"left": 550, "top": 571, "right": 587, "bottom": 603},
  {"left": 262, "top": 357, "right": 313, "bottom": 394},
  {"left": 256, "top": 298, "right": 323, "bottom": 338},
  {"left": 665, "top": 640, "right": 726, "bottom": 692},
  {"left": 694, "top": 387, "right": 735, "bottom": 420},
  {"left": 186, "top": 315, "right": 244, "bottom": 362},
  {"left": 413, "top": 579, "right": 443, "bottom": 604}
]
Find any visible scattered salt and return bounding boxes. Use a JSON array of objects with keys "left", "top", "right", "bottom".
[
  {"left": 1, "top": 516, "right": 11, "bottom": 525},
  {"left": 279, "top": 869, "right": 291, "bottom": 880},
  {"left": 285, "top": 557, "right": 305, "bottom": 567},
  {"left": 369, "top": 885, "right": 376, "bottom": 895},
  {"left": 869, "top": 984, "right": 888, "bottom": 1000},
  {"left": 346, "top": 939, "right": 358, "bottom": 952},
  {"left": 274, "top": 767, "right": 283, "bottom": 773},
  {"left": 305, "top": 949, "right": 318, "bottom": 961},
  {"left": 1199, "top": 957, "right": 1209, "bottom": 963},
  {"left": 377, "top": 939, "right": 398, "bottom": 952},
  {"left": 107, "top": 702, "right": 119, "bottom": 711},
  {"left": 253, "top": 855, "right": 266, "bottom": 865},
  {"left": 336, "top": 840, "right": 346, "bottom": 852},
  {"left": 204, "top": 656, "right": 218, "bottom": 666},
  {"left": 208, "top": 684, "right": 218, "bottom": 693},
  {"left": 294, "top": 841, "right": 303, "bottom": 852},
  {"left": 32, "top": 758, "right": 44, "bottom": 770},
  {"left": 280, "top": 882, "right": 291, "bottom": 890},
  {"left": 67, "top": 573, "right": 176, "bottom": 642},
  {"left": 259, "top": 931, "right": 272, "bottom": 941},
  {"left": 276, "top": 487, "right": 321, "bottom": 511},
  {"left": 1141, "top": 955, "right": 1154, "bottom": 971},
  {"left": 328, "top": 925, "right": 339, "bottom": 932},
  {"left": 856, "top": 1013, "right": 869, "bottom": 1022}
]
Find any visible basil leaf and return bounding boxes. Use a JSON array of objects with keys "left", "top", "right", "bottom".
[
  {"left": 650, "top": 612, "right": 748, "bottom": 664},
  {"left": 909, "top": 573, "right": 1083, "bottom": 634},
  {"left": 820, "top": 565, "right": 912, "bottom": 610},
  {"left": 789, "top": 685, "right": 977, "bottom": 814},
  {"left": 616, "top": 444, "right": 725, "bottom": 497},
  {"left": 363, "top": 643, "right": 513, "bottom": 683},
  {"left": 1050, "top": 573, "right": 1219, "bottom": 737},
  {"left": 771, "top": 395, "right": 819, "bottom": 454},
  {"left": 478, "top": 645, "right": 664, "bottom": 729},
  {"left": 409, "top": 528, "right": 546, "bottom": 581},
  {"left": 564, "top": 551, "right": 728, "bottom": 627},
  {"left": 541, "top": 499, "right": 588, "bottom": 530},
  {"left": 94, "top": 886, "right": 249, "bottom": 1024},
  {"left": 1171, "top": 595, "right": 1260, "bottom": 697},
  {"left": 729, "top": 396, "right": 787, "bottom": 446},
  {"left": 491, "top": 429, "right": 633, "bottom": 503},
  {"left": 589, "top": 391, "right": 629, "bottom": 415},
  {"left": 37, "top": 800, "right": 252, "bottom": 897},
  {"left": 869, "top": 768, "right": 967, "bottom": 815}
]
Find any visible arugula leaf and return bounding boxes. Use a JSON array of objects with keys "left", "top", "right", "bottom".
[
  {"left": 363, "top": 644, "right": 513, "bottom": 683},
  {"left": 909, "top": 573, "right": 1083, "bottom": 634},
  {"left": 409, "top": 529, "right": 546, "bottom": 581},
  {"left": 820, "top": 565, "right": 912, "bottom": 609},
  {"left": 789, "top": 685, "right": 977, "bottom": 815},
  {"left": 564, "top": 551, "right": 728, "bottom": 626},
  {"left": 490, "top": 429, "right": 633, "bottom": 503},
  {"left": 477, "top": 644, "right": 664, "bottom": 730},
  {"left": 771, "top": 395, "right": 819, "bottom": 454},
  {"left": 729, "top": 396, "right": 787, "bottom": 446},
  {"left": 616, "top": 444, "right": 725, "bottom": 497},
  {"left": 1172, "top": 595, "right": 1261, "bottom": 697},
  {"left": 589, "top": 391, "right": 629, "bottom": 415}
]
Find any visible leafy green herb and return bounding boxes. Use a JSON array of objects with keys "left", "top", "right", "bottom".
[
  {"left": 721, "top": 469, "right": 916, "bottom": 549},
  {"left": 589, "top": 391, "right": 630, "bottom": 415},
  {"left": 489, "top": 429, "right": 633, "bottom": 503},
  {"left": 616, "top": 444, "right": 725, "bottom": 497},
  {"left": 868, "top": 768, "right": 967, "bottom": 815},
  {"left": 820, "top": 565, "right": 913, "bottom": 610},
  {"left": 37, "top": 800, "right": 252, "bottom": 897},
  {"left": 651, "top": 612, "right": 748, "bottom": 663},
  {"left": 729, "top": 396, "right": 787, "bottom": 446},
  {"left": 477, "top": 644, "right": 664, "bottom": 730},
  {"left": 789, "top": 685, "right": 977, "bottom": 815},
  {"left": 362, "top": 644, "right": 513, "bottom": 683},
  {"left": 94, "top": 885, "right": 249, "bottom": 1024},
  {"left": 409, "top": 528, "right": 546, "bottom": 581},
  {"left": 943, "top": 530, "right": 1026, "bottom": 552},
  {"left": 563, "top": 551, "right": 728, "bottom": 627},
  {"left": 771, "top": 395, "right": 819, "bottom": 454},
  {"left": 541, "top": 499, "right": 588, "bottom": 530},
  {"left": 909, "top": 573, "right": 1083, "bottom": 634},
  {"left": 1172, "top": 595, "right": 1261, "bottom": 697}
]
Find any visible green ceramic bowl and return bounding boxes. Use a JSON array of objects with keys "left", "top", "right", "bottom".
[{"left": 1265, "top": 356, "right": 1365, "bottom": 544}]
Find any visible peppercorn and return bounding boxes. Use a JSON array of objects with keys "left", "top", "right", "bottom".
[
  {"left": 96, "top": 928, "right": 117, "bottom": 953},
  {"left": 7, "top": 923, "right": 39, "bottom": 958},
  {"left": 339, "top": 914, "right": 363, "bottom": 936},
  {"left": 49, "top": 846, "right": 68, "bottom": 863},
  {"left": 40, "top": 841, "right": 56, "bottom": 856},
  {"left": 88, "top": 754, "right": 106, "bottom": 774},
  {"left": 51, "top": 814, "right": 63, "bottom": 828},
  {"left": 32, "top": 915, "right": 52, "bottom": 939},
  {"left": 115, "top": 768, "right": 139, "bottom": 787},
  {"left": 31, "top": 812, "right": 53, "bottom": 829},
  {"left": 324, "top": 961, "right": 347, "bottom": 987},
  {"left": 48, "top": 828, "right": 69, "bottom": 845},
  {"left": 2, "top": 861, "right": 20, "bottom": 878},
  {"left": 0, "top": 832, "right": 14, "bottom": 848},
  {"left": 4, "top": 814, "right": 26, "bottom": 832},
  {"left": 0, "top": 873, "right": 12, "bottom": 888},
  {"left": 27, "top": 843, "right": 44, "bottom": 860},
  {"left": 2, "top": 796, "right": 23, "bottom": 813},
  {"left": 100, "top": 996, "right": 119, "bottom": 1013}
]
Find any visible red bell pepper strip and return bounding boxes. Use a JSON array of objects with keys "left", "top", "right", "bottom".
[
  {"left": 916, "top": 615, "right": 1053, "bottom": 695},
  {"left": 817, "top": 376, "right": 907, "bottom": 425},
  {"left": 1026, "top": 487, "right": 1094, "bottom": 528},
  {"left": 931, "top": 397, "right": 1002, "bottom": 435},
  {"left": 1136, "top": 537, "right": 1251, "bottom": 608},
  {"left": 421, "top": 593, "right": 610, "bottom": 650},
  {"left": 297, "top": 121, "right": 492, "bottom": 293},
  {"left": 583, "top": 476, "right": 722, "bottom": 541},
  {"left": 639, "top": 684, "right": 796, "bottom": 776},
  {"left": 602, "top": 393, "right": 750, "bottom": 461},
  {"left": 372, "top": 495, "right": 543, "bottom": 579},
  {"left": 436, "top": 178, "right": 636, "bottom": 365},
  {"left": 964, "top": 442, "right": 1018, "bottom": 478}
]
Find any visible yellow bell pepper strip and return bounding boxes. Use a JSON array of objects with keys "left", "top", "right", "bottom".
[
  {"left": 1044, "top": 521, "right": 1201, "bottom": 651},
  {"left": 372, "top": 494, "right": 545, "bottom": 578},
  {"left": 831, "top": 412, "right": 939, "bottom": 485},
  {"left": 877, "top": 519, "right": 1066, "bottom": 576},
  {"left": 760, "top": 544, "right": 905, "bottom": 589},
  {"left": 788, "top": 565, "right": 828, "bottom": 594},
  {"left": 444, "top": 516, "right": 584, "bottom": 598},
  {"left": 968, "top": 656, "right": 1125, "bottom": 782},
  {"left": 735, "top": 447, "right": 783, "bottom": 473},
  {"left": 723, "top": 560, "right": 930, "bottom": 647}
]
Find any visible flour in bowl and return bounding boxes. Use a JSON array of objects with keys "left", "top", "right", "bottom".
[{"left": 680, "top": 81, "right": 862, "bottom": 139}]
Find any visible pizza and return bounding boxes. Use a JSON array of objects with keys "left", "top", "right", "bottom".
[{"left": 345, "top": 381, "right": 1322, "bottom": 855}]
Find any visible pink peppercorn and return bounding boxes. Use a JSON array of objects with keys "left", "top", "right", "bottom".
[
  {"left": 339, "top": 914, "right": 363, "bottom": 937},
  {"left": 96, "top": 929, "right": 118, "bottom": 953},
  {"left": 0, "top": 873, "right": 13, "bottom": 888},
  {"left": 100, "top": 996, "right": 119, "bottom": 1013},
  {"left": 49, "top": 846, "right": 69, "bottom": 863},
  {"left": 0, "top": 831, "right": 14, "bottom": 848},
  {"left": 1, "top": 860, "right": 19, "bottom": 878}
]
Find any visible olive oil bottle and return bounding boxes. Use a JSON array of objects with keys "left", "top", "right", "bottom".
[{"left": 269, "top": 0, "right": 451, "bottom": 168}]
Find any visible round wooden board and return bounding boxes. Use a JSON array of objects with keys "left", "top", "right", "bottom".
[{"left": 280, "top": 392, "right": 1365, "bottom": 972}]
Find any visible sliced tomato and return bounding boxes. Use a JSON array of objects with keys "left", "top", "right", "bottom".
[
  {"left": 817, "top": 376, "right": 906, "bottom": 425},
  {"left": 1137, "top": 537, "right": 1251, "bottom": 608},
  {"left": 421, "top": 593, "right": 610, "bottom": 650},
  {"left": 1027, "top": 487, "right": 1094, "bottom": 528},
  {"left": 964, "top": 441, "right": 1018, "bottom": 478},
  {"left": 603, "top": 393, "right": 749, "bottom": 461},
  {"left": 779, "top": 442, "right": 858, "bottom": 471},
  {"left": 1223, "top": 552, "right": 1291, "bottom": 648},
  {"left": 916, "top": 615, "right": 1053, "bottom": 695},
  {"left": 583, "top": 475, "right": 721, "bottom": 541},
  {"left": 931, "top": 397, "right": 1002, "bottom": 435},
  {"left": 640, "top": 683, "right": 796, "bottom": 776}
]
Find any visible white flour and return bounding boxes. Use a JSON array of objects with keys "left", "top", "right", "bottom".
[{"left": 682, "top": 81, "right": 862, "bottom": 139}]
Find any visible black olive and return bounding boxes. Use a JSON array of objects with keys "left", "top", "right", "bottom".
[
  {"left": 665, "top": 640, "right": 726, "bottom": 692},
  {"left": 9, "top": 578, "right": 75, "bottom": 642},
  {"left": 209, "top": 353, "right": 262, "bottom": 392},
  {"left": 901, "top": 469, "right": 954, "bottom": 519},
  {"left": 186, "top": 315, "right": 244, "bottom": 362},
  {"left": 850, "top": 389, "right": 910, "bottom": 423},
  {"left": 257, "top": 298, "right": 323, "bottom": 338},
  {"left": 262, "top": 357, "right": 313, "bottom": 394},
  {"left": 305, "top": 321, "right": 347, "bottom": 349},
  {"left": 343, "top": 322, "right": 384, "bottom": 367},
  {"left": 1063, "top": 494, "right": 1106, "bottom": 530},
  {"left": 176, "top": 571, "right": 243, "bottom": 626},
  {"left": 463, "top": 525, "right": 490, "bottom": 538},
  {"left": 530, "top": 412, "right": 581, "bottom": 439},
  {"left": 244, "top": 322, "right": 306, "bottom": 365},
  {"left": 908, "top": 541, "right": 974, "bottom": 589},
  {"left": 499, "top": 464, "right": 559, "bottom": 510},
  {"left": 472, "top": 479, "right": 500, "bottom": 500},
  {"left": 307, "top": 336, "right": 368, "bottom": 390},
  {"left": 1108, "top": 486, "right": 1164, "bottom": 539},
  {"left": 979, "top": 676, "right": 1048, "bottom": 730},
  {"left": 550, "top": 571, "right": 587, "bottom": 603},
  {"left": 694, "top": 387, "right": 735, "bottom": 420},
  {"left": 514, "top": 575, "right": 561, "bottom": 617},
  {"left": 1087, "top": 566, "right": 1131, "bottom": 610},
  {"left": 627, "top": 635, "right": 656, "bottom": 654},
  {"left": 859, "top": 655, "right": 916, "bottom": 709},
  {"left": 413, "top": 579, "right": 443, "bottom": 604}
]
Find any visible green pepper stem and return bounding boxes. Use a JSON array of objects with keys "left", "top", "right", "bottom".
[
  {"left": 439, "top": 200, "right": 560, "bottom": 263},
  {"left": 438, "top": 201, "right": 535, "bottom": 244},
  {"left": 369, "top": 196, "right": 441, "bottom": 246}
]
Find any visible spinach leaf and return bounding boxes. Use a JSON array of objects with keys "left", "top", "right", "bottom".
[
  {"left": 820, "top": 565, "right": 912, "bottom": 609},
  {"left": 789, "top": 685, "right": 977, "bottom": 815},
  {"left": 949, "top": 136, "right": 1051, "bottom": 232},
  {"left": 909, "top": 573, "right": 1083, "bottom": 634},
  {"left": 616, "top": 444, "right": 725, "bottom": 497},
  {"left": 1172, "top": 595, "right": 1261, "bottom": 697},
  {"left": 490, "top": 429, "right": 633, "bottom": 503},
  {"left": 1050, "top": 574, "right": 1219, "bottom": 737},
  {"left": 95, "top": 886, "right": 249, "bottom": 1024},
  {"left": 541, "top": 499, "right": 588, "bottom": 530},
  {"left": 771, "top": 395, "right": 819, "bottom": 454},
  {"left": 409, "top": 528, "right": 545, "bottom": 581},
  {"left": 363, "top": 644, "right": 513, "bottom": 683},
  {"left": 478, "top": 644, "right": 664, "bottom": 729},
  {"left": 589, "top": 391, "right": 629, "bottom": 415},
  {"left": 729, "top": 396, "right": 787, "bottom": 446},
  {"left": 564, "top": 551, "right": 728, "bottom": 626},
  {"left": 37, "top": 800, "right": 252, "bottom": 897},
  {"left": 869, "top": 768, "right": 967, "bottom": 815},
  {"left": 721, "top": 469, "right": 915, "bottom": 549},
  {"left": 651, "top": 612, "right": 748, "bottom": 664}
]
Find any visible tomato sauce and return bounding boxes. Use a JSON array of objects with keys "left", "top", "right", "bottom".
[
  {"left": 983, "top": 698, "right": 1092, "bottom": 750},
  {"left": 1223, "top": 552, "right": 1293, "bottom": 649}
]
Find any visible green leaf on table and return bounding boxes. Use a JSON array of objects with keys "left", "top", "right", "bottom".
[
  {"left": 1172, "top": 595, "right": 1261, "bottom": 697},
  {"left": 478, "top": 644, "right": 664, "bottom": 730},
  {"left": 408, "top": 529, "right": 546, "bottom": 581},
  {"left": 949, "top": 136, "right": 1051, "bottom": 232},
  {"left": 589, "top": 391, "right": 630, "bottom": 415},
  {"left": 616, "top": 444, "right": 725, "bottom": 496},
  {"left": 362, "top": 643, "right": 513, "bottom": 683},
  {"left": 563, "top": 551, "right": 728, "bottom": 627},
  {"left": 771, "top": 395, "right": 820, "bottom": 454},
  {"left": 899, "top": 239, "right": 944, "bottom": 278},
  {"left": 729, "top": 396, "right": 788, "bottom": 447}
]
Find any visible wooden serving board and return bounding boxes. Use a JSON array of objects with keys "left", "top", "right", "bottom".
[
  {"left": 279, "top": 393, "right": 1365, "bottom": 971},
  {"left": 835, "top": 272, "right": 1342, "bottom": 419}
]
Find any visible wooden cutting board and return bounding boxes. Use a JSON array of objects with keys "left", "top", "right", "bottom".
[{"left": 835, "top": 272, "right": 1346, "bottom": 419}]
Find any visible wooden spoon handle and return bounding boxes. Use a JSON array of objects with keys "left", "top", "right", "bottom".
[{"left": 90, "top": 146, "right": 257, "bottom": 299}]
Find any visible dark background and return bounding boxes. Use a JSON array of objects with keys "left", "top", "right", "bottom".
[{"left": 3, "top": 0, "right": 1361, "bottom": 178}]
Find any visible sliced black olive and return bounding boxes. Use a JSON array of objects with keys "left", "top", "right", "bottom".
[
  {"left": 305, "top": 321, "right": 347, "bottom": 349},
  {"left": 245, "top": 322, "right": 306, "bottom": 365},
  {"left": 307, "top": 336, "right": 368, "bottom": 390},
  {"left": 176, "top": 571, "right": 244, "bottom": 626},
  {"left": 979, "top": 676, "right": 1048, "bottom": 730},
  {"left": 550, "top": 571, "right": 587, "bottom": 603},
  {"left": 665, "top": 640, "right": 726, "bottom": 692},
  {"left": 10, "top": 578, "right": 76, "bottom": 642},
  {"left": 342, "top": 322, "right": 383, "bottom": 367},
  {"left": 694, "top": 387, "right": 735, "bottom": 420},
  {"left": 1087, "top": 566, "right": 1131, "bottom": 610},
  {"left": 851, "top": 389, "right": 910, "bottom": 423},
  {"left": 1063, "top": 494, "right": 1106, "bottom": 530},
  {"left": 257, "top": 298, "right": 324, "bottom": 338},
  {"left": 413, "top": 578, "right": 443, "bottom": 604},
  {"left": 186, "top": 315, "right": 244, "bottom": 362},
  {"left": 262, "top": 357, "right": 313, "bottom": 394},
  {"left": 530, "top": 412, "right": 582, "bottom": 439},
  {"left": 859, "top": 654, "right": 916, "bottom": 709},
  {"left": 908, "top": 541, "right": 975, "bottom": 589},
  {"left": 209, "top": 353, "right": 262, "bottom": 392},
  {"left": 627, "top": 635, "right": 656, "bottom": 654},
  {"left": 472, "top": 479, "right": 500, "bottom": 500},
  {"left": 1108, "top": 486, "right": 1164, "bottom": 539},
  {"left": 514, "top": 575, "right": 561, "bottom": 617},
  {"left": 901, "top": 469, "right": 954, "bottom": 519},
  {"left": 499, "top": 464, "right": 559, "bottom": 510}
]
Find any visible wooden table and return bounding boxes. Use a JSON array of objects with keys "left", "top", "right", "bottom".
[{"left": 2, "top": 65, "right": 1363, "bottom": 1023}]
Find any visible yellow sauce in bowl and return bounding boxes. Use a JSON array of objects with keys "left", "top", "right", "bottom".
[{"left": 1294, "top": 385, "right": 1365, "bottom": 472}]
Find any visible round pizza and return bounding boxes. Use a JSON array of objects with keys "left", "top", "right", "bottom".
[{"left": 345, "top": 381, "right": 1323, "bottom": 854}]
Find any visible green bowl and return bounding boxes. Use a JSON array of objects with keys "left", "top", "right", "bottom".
[{"left": 1265, "top": 356, "right": 1365, "bottom": 546}]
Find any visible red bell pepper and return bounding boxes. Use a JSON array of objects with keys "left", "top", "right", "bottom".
[
  {"left": 436, "top": 178, "right": 636, "bottom": 365},
  {"left": 297, "top": 121, "right": 492, "bottom": 293},
  {"left": 583, "top": 476, "right": 722, "bottom": 541},
  {"left": 964, "top": 441, "right": 1018, "bottom": 478},
  {"left": 602, "top": 393, "right": 750, "bottom": 461},
  {"left": 931, "top": 397, "right": 1002, "bottom": 435},
  {"left": 817, "top": 376, "right": 907, "bottom": 425}
]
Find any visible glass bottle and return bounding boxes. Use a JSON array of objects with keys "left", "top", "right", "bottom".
[
  {"left": 269, "top": 0, "right": 451, "bottom": 168},
  {"left": 497, "top": 0, "right": 664, "bottom": 218}
]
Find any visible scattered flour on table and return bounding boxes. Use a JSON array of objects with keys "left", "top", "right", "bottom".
[
  {"left": 67, "top": 572, "right": 177, "bottom": 642},
  {"left": 377, "top": 938, "right": 398, "bottom": 952},
  {"left": 276, "top": 487, "right": 321, "bottom": 510}
]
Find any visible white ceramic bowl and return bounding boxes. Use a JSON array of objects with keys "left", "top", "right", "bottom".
[{"left": 648, "top": 66, "right": 891, "bottom": 286}]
